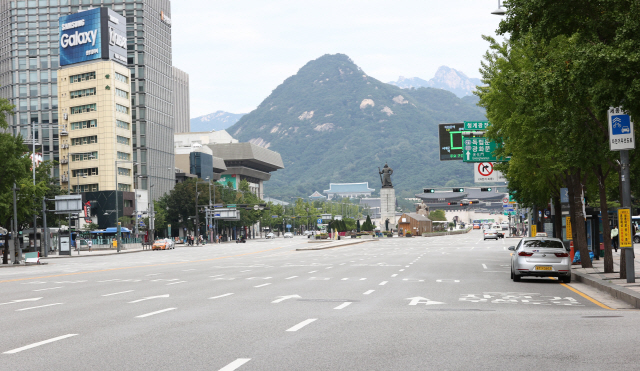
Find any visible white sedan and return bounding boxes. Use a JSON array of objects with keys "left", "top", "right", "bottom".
[
  {"left": 266, "top": 233, "right": 275, "bottom": 239},
  {"left": 284, "top": 232, "right": 293, "bottom": 238},
  {"left": 509, "top": 237, "right": 571, "bottom": 283},
  {"left": 483, "top": 229, "right": 498, "bottom": 240}
]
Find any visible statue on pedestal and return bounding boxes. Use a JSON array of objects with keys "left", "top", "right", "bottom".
[{"left": 379, "top": 163, "right": 393, "bottom": 188}]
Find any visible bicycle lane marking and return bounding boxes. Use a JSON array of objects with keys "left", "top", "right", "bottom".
[{"left": 0, "top": 246, "right": 286, "bottom": 284}]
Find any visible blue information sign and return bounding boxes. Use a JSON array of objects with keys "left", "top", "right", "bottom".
[
  {"left": 317, "top": 218, "right": 322, "bottom": 224},
  {"left": 286, "top": 224, "right": 291, "bottom": 228}
]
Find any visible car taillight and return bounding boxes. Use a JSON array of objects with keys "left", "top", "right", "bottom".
[
  {"left": 518, "top": 251, "right": 534, "bottom": 256},
  {"left": 555, "top": 253, "right": 569, "bottom": 257}
]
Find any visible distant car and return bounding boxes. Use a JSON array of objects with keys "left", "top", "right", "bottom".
[
  {"left": 509, "top": 236, "right": 571, "bottom": 283},
  {"left": 484, "top": 229, "right": 498, "bottom": 240},
  {"left": 303, "top": 231, "right": 314, "bottom": 236},
  {"left": 501, "top": 221, "right": 509, "bottom": 230},
  {"left": 482, "top": 224, "right": 492, "bottom": 230},
  {"left": 164, "top": 238, "right": 175, "bottom": 249},
  {"left": 266, "top": 233, "right": 275, "bottom": 239},
  {"left": 284, "top": 232, "right": 293, "bottom": 238},
  {"left": 152, "top": 239, "right": 171, "bottom": 250},
  {"left": 473, "top": 223, "right": 481, "bottom": 229},
  {"left": 494, "top": 228, "right": 505, "bottom": 239},
  {"left": 634, "top": 232, "right": 640, "bottom": 244}
]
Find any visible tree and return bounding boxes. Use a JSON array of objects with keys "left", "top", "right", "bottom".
[
  {"left": 428, "top": 210, "right": 447, "bottom": 222},
  {"left": 362, "top": 215, "right": 374, "bottom": 232}
]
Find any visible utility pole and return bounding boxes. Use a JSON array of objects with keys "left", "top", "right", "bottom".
[
  {"left": 621, "top": 150, "right": 635, "bottom": 282},
  {"left": 13, "top": 183, "right": 20, "bottom": 264}
]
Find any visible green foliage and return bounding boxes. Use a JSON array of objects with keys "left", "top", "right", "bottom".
[
  {"left": 83, "top": 222, "right": 99, "bottom": 231},
  {"left": 362, "top": 215, "right": 374, "bottom": 232},
  {"left": 428, "top": 209, "right": 447, "bottom": 222},
  {"left": 227, "top": 54, "right": 486, "bottom": 198}
]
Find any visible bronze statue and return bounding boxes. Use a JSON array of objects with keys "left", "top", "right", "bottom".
[{"left": 379, "top": 163, "right": 393, "bottom": 188}]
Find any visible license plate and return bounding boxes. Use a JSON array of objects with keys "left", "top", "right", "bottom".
[{"left": 535, "top": 266, "right": 552, "bottom": 271}]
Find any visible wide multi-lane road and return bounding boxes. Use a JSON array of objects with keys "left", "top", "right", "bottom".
[{"left": 1, "top": 231, "right": 639, "bottom": 370}]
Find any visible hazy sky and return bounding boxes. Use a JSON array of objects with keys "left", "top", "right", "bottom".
[{"left": 171, "top": 1, "right": 506, "bottom": 117}]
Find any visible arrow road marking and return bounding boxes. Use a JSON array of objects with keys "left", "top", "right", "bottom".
[
  {"left": 3, "top": 334, "right": 78, "bottom": 354},
  {"left": 128, "top": 294, "right": 169, "bottom": 304},
  {"left": 272, "top": 295, "right": 301, "bottom": 303},
  {"left": 0, "top": 298, "right": 42, "bottom": 306},
  {"left": 406, "top": 297, "right": 446, "bottom": 306}
]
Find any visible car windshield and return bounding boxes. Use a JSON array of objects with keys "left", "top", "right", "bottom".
[{"left": 522, "top": 240, "right": 564, "bottom": 249}]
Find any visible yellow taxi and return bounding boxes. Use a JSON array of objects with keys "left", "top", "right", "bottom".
[{"left": 152, "top": 239, "right": 170, "bottom": 250}]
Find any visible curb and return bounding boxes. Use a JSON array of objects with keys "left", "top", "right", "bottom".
[
  {"left": 571, "top": 270, "right": 640, "bottom": 309},
  {"left": 296, "top": 240, "right": 370, "bottom": 251},
  {"left": 42, "top": 249, "right": 149, "bottom": 260}
]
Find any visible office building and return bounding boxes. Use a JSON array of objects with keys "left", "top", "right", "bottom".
[
  {"left": 0, "top": 0, "right": 176, "bottom": 202},
  {"left": 172, "top": 66, "right": 189, "bottom": 133}
]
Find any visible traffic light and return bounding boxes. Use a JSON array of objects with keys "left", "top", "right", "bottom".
[
  {"left": 468, "top": 201, "right": 474, "bottom": 204},
  {"left": 424, "top": 188, "right": 435, "bottom": 193},
  {"left": 481, "top": 188, "right": 492, "bottom": 192},
  {"left": 447, "top": 202, "right": 451, "bottom": 206},
  {"left": 452, "top": 188, "right": 465, "bottom": 192}
]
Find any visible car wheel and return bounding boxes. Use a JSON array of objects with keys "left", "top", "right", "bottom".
[
  {"left": 510, "top": 268, "right": 514, "bottom": 279},
  {"left": 562, "top": 275, "right": 571, "bottom": 284},
  {"left": 513, "top": 273, "right": 521, "bottom": 282},
  {"left": 634, "top": 236, "right": 640, "bottom": 243}
]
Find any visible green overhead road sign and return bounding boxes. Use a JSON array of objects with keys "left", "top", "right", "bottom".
[
  {"left": 463, "top": 137, "right": 500, "bottom": 162},
  {"left": 464, "top": 121, "right": 490, "bottom": 131}
]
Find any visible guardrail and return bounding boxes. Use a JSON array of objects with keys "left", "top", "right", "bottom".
[{"left": 421, "top": 227, "right": 472, "bottom": 237}]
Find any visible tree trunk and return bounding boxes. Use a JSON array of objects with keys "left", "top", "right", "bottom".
[
  {"left": 571, "top": 170, "right": 592, "bottom": 268},
  {"left": 596, "top": 165, "right": 614, "bottom": 273},
  {"left": 553, "top": 195, "right": 562, "bottom": 240}
]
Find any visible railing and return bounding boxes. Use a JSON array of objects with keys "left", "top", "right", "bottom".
[{"left": 90, "top": 237, "right": 143, "bottom": 246}]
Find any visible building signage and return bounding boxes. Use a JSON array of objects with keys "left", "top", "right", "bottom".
[
  {"left": 473, "top": 162, "right": 506, "bottom": 183},
  {"left": 217, "top": 174, "right": 238, "bottom": 190},
  {"left": 463, "top": 121, "right": 490, "bottom": 131},
  {"left": 439, "top": 123, "right": 468, "bottom": 161},
  {"left": 160, "top": 10, "right": 172, "bottom": 26},
  {"left": 608, "top": 107, "right": 635, "bottom": 151},
  {"left": 618, "top": 208, "right": 632, "bottom": 248},
  {"left": 565, "top": 217, "right": 572, "bottom": 240},
  {"left": 59, "top": 8, "right": 127, "bottom": 67}
]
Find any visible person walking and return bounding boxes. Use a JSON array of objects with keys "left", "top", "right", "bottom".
[
  {"left": 87, "top": 239, "right": 92, "bottom": 252},
  {"left": 611, "top": 225, "right": 619, "bottom": 252}
]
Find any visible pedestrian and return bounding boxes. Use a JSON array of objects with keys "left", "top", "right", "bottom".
[
  {"left": 87, "top": 239, "right": 92, "bottom": 252},
  {"left": 611, "top": 225, "right": 619, "bottom": 252}
]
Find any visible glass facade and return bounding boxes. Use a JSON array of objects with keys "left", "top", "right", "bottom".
[{"left": 0, "top": 0, "right": 176, "bottom": 200}]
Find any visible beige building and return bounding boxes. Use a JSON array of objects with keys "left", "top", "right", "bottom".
[{"left": 58, "top": 61, "right": 134, "bottom": 193}]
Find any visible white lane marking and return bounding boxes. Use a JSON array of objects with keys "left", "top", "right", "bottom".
[
  {"left": 286, "top": 318, "right": 317, "bottom": 332},
  {"left": 407, "top": 297, "right": 446, "bottom": 306},
  {"left": 210, "top": 274, "right": 225, "bottom": 278},
  {"left": 285, "top": 276, "right": 298, "bottom": 280},
  {"left": 98, "top": 279, "right": 121, "bottom": 282},
  {"left": 341, "top": 278, "right": 349, "bottom": 281},
  {"left": 363, "top": 290, "right": 375, "bottom": 295},
  {"left": 308, "top": 270, "right": 318, "bottom": 273},
  {"left": 272, "top": 295, "right": 301, "bottom": 303},
  {"left": 379, "top": 281, "right": 388, "bottom": 286},
  {"left": 240, "top": 270, "right": 252, "bottom": 272},
  {"left": 219, "top": 358, "right": 251, "bottom": 371},
  {"left": 16, "top": 303, "right": 63, "bottom": 311},
  {"left": 0, "top": 298, "right": 42, "bottom": 306},
  {"left": 167, "top": 281, "right": 187, "bottom": 285},
  {"left": 210, "top": 293, "right": 234, "bottom": 299},
  {"left": 254, "top": 283, "right": 271, "bottom": 288},
  {"left": 146, "top": 274, "right": 161, "bottom": 276},
  {"left": 482, "top": 264, "right": 488, "bottom": 269},
  {"left": 391, "top": 274, "right": 398, "bottom": 277},
  {"left": 360, "top": 278, "right": 367, "bottom": 280},
  {"left": 101, "top": 290, "right": 134, "bottom": 297},
  {"left": 326, "top": 266, "right": 333, "bottom": 269},
  {"left": 399, "top": 269, "right": 405, "bottom": 272},
  {"left": 182, "top": 269, "right": 196, "bottom": 272},
  {"left": 471, "top": 247, "right": 475, "bottom": 250},
  {"left": 136, "top": 308, "right": 176, "bottom": 318},
  {"left": 334, "top": 302, "right": 352, "bottom": 310},
  {"left": 128, "top": 294, "right": 169, "bottom": 304},
  {"left": 33, "top": 287, "right": 62, "bottom": 292},
  {"left": 3, "top": 334, "right": 78, "bottom": 354}
]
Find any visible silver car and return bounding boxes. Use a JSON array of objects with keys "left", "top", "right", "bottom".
[{"left": 509, "top": 237, "right": 571, "bottom": 283}]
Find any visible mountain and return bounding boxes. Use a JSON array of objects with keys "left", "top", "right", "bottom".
[
  {"left": 227, "top": 54, "right": 486, "bottom": 199},
  {"left": 190, "top": 111, "right": 245, "bottom": 132},
  {"left": 388, "top": 66, "right": 483, "bottom": 98}
]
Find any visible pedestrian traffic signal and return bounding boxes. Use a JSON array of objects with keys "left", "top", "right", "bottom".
[
  {"left": 481, "top": 188, "right": 492, "bottom": 192},
  {"left": 424, "top": 188, "right": 435, "bottom": 193},
  {"left": 452, "top": 188, "right": 465, "bottom": 192}
]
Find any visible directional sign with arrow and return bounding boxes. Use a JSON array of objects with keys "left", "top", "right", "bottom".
[
  {"left": 406, "top": 297, "right": 446, "bottom": 306},
  {"left": 271, "top": 295, "right": 301, "bottom": 304},
  {"left": 128, "top": 294, "right": 169, "bottom": 304}
]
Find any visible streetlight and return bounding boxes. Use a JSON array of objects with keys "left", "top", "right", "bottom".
[{"left": 491, "top": 0, "right": 506, "bottom": 16}]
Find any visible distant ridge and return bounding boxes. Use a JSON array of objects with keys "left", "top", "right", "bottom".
[
  {"left": 388, "top": 66, "right": 482, "bottom": 98},
  {"left": 190, "top": 111, "right": 245, "bottom": 132}
]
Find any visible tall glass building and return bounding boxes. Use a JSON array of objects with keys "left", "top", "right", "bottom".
[{"left": 0, "top": 0, "right": 176, "bottom": 200}]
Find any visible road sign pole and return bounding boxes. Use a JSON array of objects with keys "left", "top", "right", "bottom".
[{"left": 621, "top": 150, "right": 635, "bottom": 283}]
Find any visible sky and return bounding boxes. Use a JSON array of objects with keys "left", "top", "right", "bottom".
[{"left": 171, "top": 1, "right": 506, "bottom": 118}]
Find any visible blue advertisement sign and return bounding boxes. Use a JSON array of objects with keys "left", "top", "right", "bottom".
[{"left": 59, "top": 8, "right": 102, "bottom": 66}]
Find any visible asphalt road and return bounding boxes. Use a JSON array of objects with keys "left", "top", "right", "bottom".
[{"left": 1, "top": 231, "right": 639, "bottom": 370}]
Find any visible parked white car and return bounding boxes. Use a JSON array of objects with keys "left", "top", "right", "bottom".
[
  {"left": 284, "top": 232, "right": 293, "bottom": 238},
  {"left": 266, "top": 233, "right": 275, "bottom": 239}
]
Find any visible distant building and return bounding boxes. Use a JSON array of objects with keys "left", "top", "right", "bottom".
[
  {"left": 172, "top": 67, "right": 190, "bottom": 133},
  {"left": 398, "top": 213, "right": 433, "bottom": 235},
  {"left": 416, "top": 188, "right": 507, "bottom": 212},
  {"left": 264, "top": 197, "right": 289, "bottom": 206},
  {"left": 360, "top": 198, "right": 381, "bottom": 219},
  {"left": 323, "top": 182, "right": 374, "bottom": 200},
  {"left": 309, "top": 191, "right": 326, "bottom": 200}
]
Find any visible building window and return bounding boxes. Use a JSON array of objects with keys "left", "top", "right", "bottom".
[
  {"left": 69, "top": 71, "right": 96, "bottom": 83},
  {"left": 117, "top": 151, "right": 130, "bottom": 161},
  {"left": 73, "top": 184, "right": 99, "bottom": 193},
  {"left": 116, "top": 104, "right": 129, "bottom": 114},
  {"left": 117, "top": 183, "right": 131, "bottom": 192},
  {"left": 117, "top": 136, "right": 130, "bottom": 145},
  {"left": 71, "top": 152, "right": 98, "bottom": 161},
  {"left": 70, "top": 120, "right": 97, "bottom": 130},
  {"left": 117, "top": 167, "right": 131, "bottom": 176},
  {"left": 72, "top": 168, "right": 98, "bottom": 177},
  {"left": 70, "top": 87, "right": 96, "bottom": 99},
  {"left": 70, "top": 103, "right": 96, "bottom": 114},
  {"left": 115, "top": 72, "right": 128, "bottom": 84},
  {"left": 71, "top": 136, "right": 98, "bottom": 146},
  {"left": 115, "top": 88, "right": 129, "bottom": 99},
  {"left": 116, "top": 120, "right": 130, "bottom": 130}
]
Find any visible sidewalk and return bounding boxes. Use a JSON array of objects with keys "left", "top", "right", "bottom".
[{"left": 571, "top": 244, "right": 640, "bottom": 309}]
